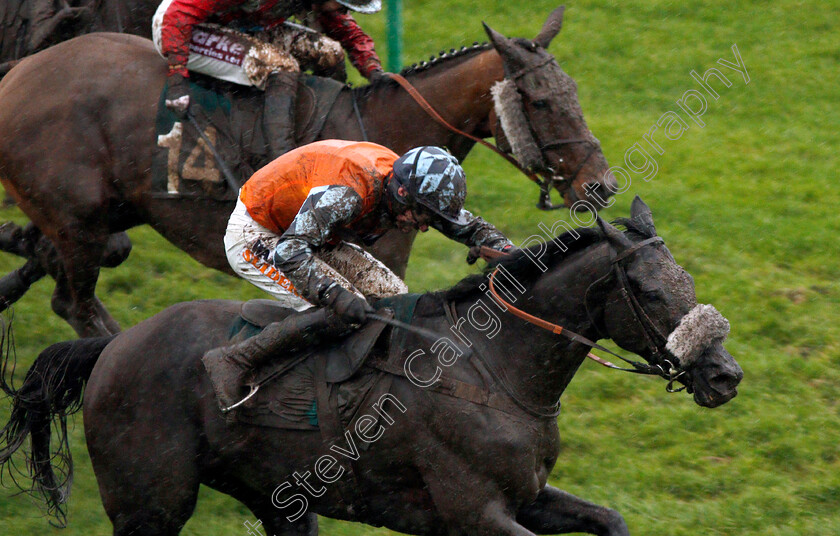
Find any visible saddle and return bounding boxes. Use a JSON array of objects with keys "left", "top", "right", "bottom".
[
  {"left": 227, "top": 294, "right": 538, "bottom": 436},
  {"left": 227, "top": 297, "right": 410, "bottom": 430},
  {"left": 233, "top": 299, "right": 394, "bottom": 384},
  {"left": 151, "top": 73, "right": 345, "bottom": 200}
]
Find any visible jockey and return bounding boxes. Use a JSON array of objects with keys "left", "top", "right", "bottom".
[
  {"left": 152, "top": 0, "right": 383, "bottom": 157},
  {"left": 204, "top": 139, "right": 514, "bottom": 408}
]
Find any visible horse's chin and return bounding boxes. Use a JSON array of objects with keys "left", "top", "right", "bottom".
[
  {"left": 692, "top": 385, "right": 737, "bottom": 408},
  {"left": 688, "top": 369, "right": 739, "bottom": 408}
]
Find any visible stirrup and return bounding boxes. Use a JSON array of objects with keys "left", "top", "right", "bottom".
[{"left": 221, "top": 384, "right": 260, "bottom": 413}]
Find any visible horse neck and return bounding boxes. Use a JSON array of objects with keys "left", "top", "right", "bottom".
[
  {"left": 362, "top": 50, "right": 504, "bottom": 157},
  {"left": 453, "top": 241, "right": 613, "bottom": 411}
]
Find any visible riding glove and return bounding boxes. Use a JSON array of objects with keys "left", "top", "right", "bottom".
[
  {"left": 324, "top": 285, "right": 368, "bottom": 324},
  {"left": 467, "top": 244, "right": 515, "bottom": 265},
  {"left": 165, "top": 73, "right": 191, "bottom": 120}
]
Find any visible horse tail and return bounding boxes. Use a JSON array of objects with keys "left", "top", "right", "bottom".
[{"left": 0, "top": 332, "right": 116, "bottom": 527}]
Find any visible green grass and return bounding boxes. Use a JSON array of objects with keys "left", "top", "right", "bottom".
[{"left": 1, "top": 0, "right": 839, "bottom": 534}]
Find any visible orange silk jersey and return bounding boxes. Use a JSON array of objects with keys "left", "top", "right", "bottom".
[{"left": 239, "top": 140, "right": 399, "bottom": 234}]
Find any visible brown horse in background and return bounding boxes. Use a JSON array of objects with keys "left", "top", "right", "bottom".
[
  {"left": 0, "top": 200, "right": 743, "bottom": 534},
  {"left": 0, "top": 0, "right": 154, "bottom": 67},
  {"left": 0, "top": 7, "right": 614, "bottom": 337}
]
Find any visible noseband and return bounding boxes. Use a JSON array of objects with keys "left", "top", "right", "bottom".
[{"left": 488, "top": 236, "right": 688, "bottom": 391}]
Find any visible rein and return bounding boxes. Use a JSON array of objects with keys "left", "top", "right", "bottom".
[
  {"left": 488, "top": 268, "right": 654, "bottom": 375},
  {"left": 385, "top": 73, "right": 541, "bottom": 185},
  {"left": 485, "top": 239, "right": 687, "bottom": 389},
  {"left": 386, "top": 72, "right": 581, "bottom": 210}
]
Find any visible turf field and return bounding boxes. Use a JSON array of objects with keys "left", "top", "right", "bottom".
[{"left": 1, "top": 1, "right": 838, "bottom": 534}]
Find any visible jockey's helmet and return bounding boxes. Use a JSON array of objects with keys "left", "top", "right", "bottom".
[
  {"left": 334, "top": 0, "right": 382, "bottom": 14},
  {"left": 390, "top": 146, "right": 468, "bottom": 224}
]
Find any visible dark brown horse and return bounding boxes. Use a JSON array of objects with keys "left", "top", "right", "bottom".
[
  {"left": 0, "top": 199, "right": 742, "bottom": 535},
  {"left": 0, "top": 0, "right": 154, "bottom": 67},
  {"left": 0, "top": 7, "right": 614, "bottom": 338}
]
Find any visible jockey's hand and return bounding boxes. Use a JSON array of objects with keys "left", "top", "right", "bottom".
[
  {"left": 466, "top": 246, "right": 483, "bottom": 265},
  {"left": 165, "top": 73, "right": 191, "bottom": 120},
  {"left": 325, "top": 286, "right": 368, "bottom": 325},
  {"left": 368, "top": 69, "right": 387, "bottom": 83},
  {"left": 467, "top": 244, "right": 516, "bottom": 265}
]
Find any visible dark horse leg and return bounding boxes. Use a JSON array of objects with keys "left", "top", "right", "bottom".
[
  {"left": 43, "top": 229, "right": 123, "bottom": 337},
  {"left": 0, "top": 223, "right": 45, "bottom": 309},
  {"left": 0, "top": 221, "right": 42, "bottom": 257},
  {"left": 244, "top": 503, "right": 318, "bottom": 536},
  {"left": 24, "top": 225, "right": 130, "bottom": 336},
  {"left": 88, "top": 439, "right": 201, "bottom": 535},
  {"left": 516, "top": 485, "right": 630, "bottom": 536},
  {"left": 0, "top": 221, "right": 130, "bottom": 327},
  {"left": 85, "top": 371, "right": 202, "bottom": 533},
  {"left": 0, "top": 259, "right": 46, "bottom": 309}
]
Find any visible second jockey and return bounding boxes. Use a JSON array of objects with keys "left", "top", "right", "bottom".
[
  {"left": 152, "top": 0, "right": 383, "bottom": 158},
  {"left": 204, "top": 139, "right": 514, "bottom": 408}
]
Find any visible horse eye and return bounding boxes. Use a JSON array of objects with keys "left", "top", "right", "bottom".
[
  {"left": 644, "top": 291, "right": 662, "bottom": 303},
  {"left": 531, "top": 99, "right": 549, "bottom": 109}
]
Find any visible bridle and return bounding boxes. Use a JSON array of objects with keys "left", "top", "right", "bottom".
[
  {"left": 535, "top": 138, "right": 599, "bottom": 209},
  {"left": 486, "top": 237, "right": 688, "bottom": 392},
  {"left": 506, "top": 56, "right": 602, "bottom": 210},
  {"left": 385, "top": 55, "right": 599, "bottom": 211}
]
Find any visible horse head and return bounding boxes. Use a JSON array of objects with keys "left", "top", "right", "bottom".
[
  {"left": 483, "top": 6, "right": 614, "bottom": 211},
  {"left": 594, "top": 197, "right": 743, "bottom": 407}
]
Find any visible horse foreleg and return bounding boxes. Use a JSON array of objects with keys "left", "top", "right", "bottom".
[
  {"left": 0, "top": 222, "right": 34, "bottom": 257},
  {"left": 0, "top": 259, "right": 46, "bottom": 310},
  {"left": 0, "top": 223, "right": 47, "bottom": 309},
  {"left": 246, "top": 508, "right": 318, "bottom": 536},
  {"left": 516, "top": 485, "right": 630, "bottom": 536},
  {"left": 420, "top": 452, "right": 538, "bottom": 535}
]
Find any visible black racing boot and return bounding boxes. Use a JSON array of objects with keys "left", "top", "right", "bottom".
[
  {"left": 202, "top": 307, "right": 353, "bottom": 411},
  {"left": 263, "top": 71, "right": 299, "bottom": 159}
]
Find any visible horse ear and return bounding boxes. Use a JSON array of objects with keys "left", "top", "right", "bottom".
[
  {"left": 597, "top": 216, "right": 634, "bottom": 250},
  {"left": 534, "top": 6, "right": 565, "bottom": 49},
  {"left": 630, "top": 195, "right": 657, "bottom": 236},
  {"left": 483, "top": 22, "right": 517, "bottom": 59}
]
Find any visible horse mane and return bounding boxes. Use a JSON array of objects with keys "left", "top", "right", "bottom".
[
  {"left": 433, "top": 226, "right": 605, "bottom": 303},
  {"left": 433, "top": 214, "right": 656, "bottom": 305},
  {"left": 352, "top": 42, "right": 492, "bottom": 98},
  {"left": 398, "top": 42, "right": 492, "bottom": 76}
]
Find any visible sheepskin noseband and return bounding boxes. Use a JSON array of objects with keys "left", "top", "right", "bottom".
[
  {"left": 665, "top": 304, "right": 730, "bottom": 368},
  {"left": 491, "top": 79, "right": 544, "bottom": 172}
]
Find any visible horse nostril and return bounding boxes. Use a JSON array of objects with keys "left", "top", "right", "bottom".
[{"left": 710, "top": 371, "right": 741, "bottom": 394}]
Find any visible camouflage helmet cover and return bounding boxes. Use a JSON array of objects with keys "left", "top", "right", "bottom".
[
  {"left": 334, "top": 0, "right": 382, "bottom": 14},
  {"left": 390, "top": 146, "right": 468, "bottom": 224}
]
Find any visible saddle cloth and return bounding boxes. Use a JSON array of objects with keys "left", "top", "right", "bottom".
[
  {"left": 229, "top": 294, "right": 422, "bottom": 430},
  {"left": 151, "top": 73, "right": 345, "bottom": 200}
]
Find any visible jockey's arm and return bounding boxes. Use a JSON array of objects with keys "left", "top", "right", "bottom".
[
  {"left": 431, "top": 209, "right": 514, "bottom": 252},
  {"left": 316, "top": 7, "right": 383, "bottom": 78},
  {"left": 272, "top": 185, "right": 364, "bottom": 305},
  {"left": 158, "top": 0, "right": 241, "bottom": 77}
]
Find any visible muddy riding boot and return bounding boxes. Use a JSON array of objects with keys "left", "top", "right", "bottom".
[
  {"left": 263, "top": 71, "right": 299, "bottom": 159},
  {"left": 202, "top": 307, "right": 353, "bottom": 411}
]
